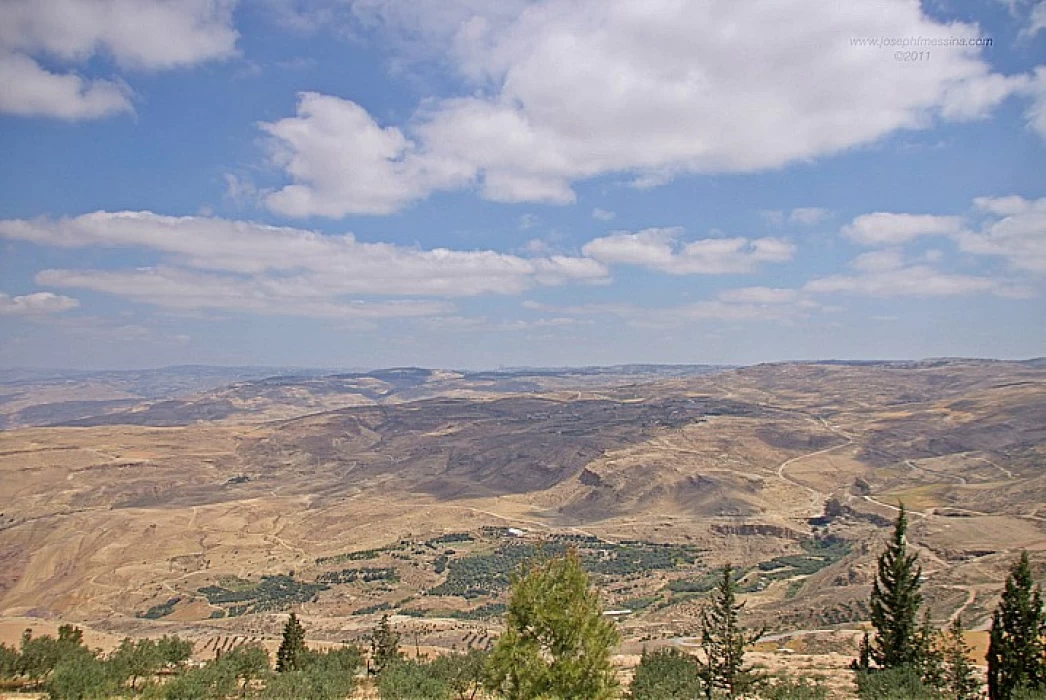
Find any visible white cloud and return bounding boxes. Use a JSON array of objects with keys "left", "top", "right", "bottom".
[
  {"left": 1020, "top": 1, "right": 1046, "bottom": 37},
  {"left": 0, "top": 291, "right": 80, "bottom": 316},
  {"left": 522, "top": 297, "right": 807, "bottom": 329},
  {"left": 261, "top": 93, "right": 474, "bottom": 216},
  {"left": 0, "top": 0, "right": 238, "bottom": 70},
  {"left": 518, "top": 213, "right": 540, "bottom": 230},
  {"left": 804, "top": 264, "right": 1028, "bottom": 298},
  {"left": 0, "top": 0, "right": 237, "bottom": 119},
  {"left": 592, "top": 208, "right": 616, "bottom": 222},
  {"left": 0, "top": 211, "right": 610, "bottom": 320},
  {"left": 222, "top": 173, "right": 258, "bottom": 207},
  {"left": 717, "top": 287, "right": 800, "bottom": 304},
  {"left": 841, "top": 195, "right": 1046, "bottom": 275},
  {"left": 0, "top": 52, "right": 131, "bottom": 120},
  {"left": 35, "top": 267, "right": 452, "bottom": 319},
  {"left": 789, "top": 207, "right": 831, "bottom": 225},
  {"left": 842, "top": 213, "right": 966, "bottom": 246},
  {"left": 259, "top": 0, "right": 1044, "bottom": 215},
  {"left": 961, "top": 195, "right": 1046, "bottom": 272},
  {"left": 581, "top": 228, "right": 795, "bottom": 275},
  {"left": 851, "top": 249, "right": 906, "bottom": 272}
]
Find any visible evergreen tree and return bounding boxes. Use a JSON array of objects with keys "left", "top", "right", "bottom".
[
  {"left": 868, "top": 505, "right": 924, "bottom": 669},
  {"left": 988, "top": 552, "right": 1046, "bottom": 700},
  {"left": 369, "top": 613, "right": 402, "bottom": 675},
  {"left": 276, "top": 612, "right": 307, "bottom": 672},
  {"left": 697, "top": 564, "right": 764, "bottom": 699},
  {"left": 486, "top": 550, "right": 620, "bottom": 700},
  {"left": 941, "top": 616, "right": 982, "bottom": 700},
  {"left": 852, "top": 631, "right": 872, "bottom": 672},
  {"left": 916, "top": 610, "right": 945, "bottom": 690}
]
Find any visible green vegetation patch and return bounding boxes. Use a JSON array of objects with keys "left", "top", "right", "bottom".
[
  {"left": 352, "top": 601, "right": 394, "bottom": 616},
  {"left": 747, "top": 535, "right": 851, "bottom": 588},
  {"left": 198, "top": 574, "right": 327, "bottom": 615},
  {"left": 315, "top": 566, "right": 399, "bottom": 585},
  {"left": 315, "top": 548, "right": 383, "bottom": 565},
  {"left": 137, "top": 596, "right": 181, "bottom": 619},
  {"left": 429, "top": 538, "right": 703, "bottom": 598}
]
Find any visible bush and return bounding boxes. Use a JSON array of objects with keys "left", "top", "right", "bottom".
[
  {"left": 756, "top": 672, "right": 829, "bottom": 700},
  {"left": 377, "top": 659, "right": 450, "bottom": 700},
  {"left": 628, "top": 648, "right": 703, "bottom": 699},
  {"left": 428, "top": 649, "right": 489, "bottom": 700},
  {"left": 855, "top": 665, "right": 941, "bottom": 699}
]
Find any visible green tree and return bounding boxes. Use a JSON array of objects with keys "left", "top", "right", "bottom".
[
  {"left": 19, "top": 627, "right": 87, "bottom": 688},
  {"left": 109, "top": 637, "right": 162, "bottom": 696},
  {"left": 221, "top": 644, "right": 270, "bottom": 696},
  {"left": 156, "top": 635, "right": 193, "bottom": 668},
  {"left": 868, "top": 505, "right": 924, "bottom": 670},
  {"left": 47, "top": 649, "right": 112, "bottom": 700},
  {"left": 429, "top": 649, "right": 489, "bottom": 700},
  {"left": 0, "top": 642, "right": 18, "bottom": 678},
  {"left": 697, "top": 564, "right": 764, "bottom": 699},
  {"left": 988, "top": 552, "right": 1046, "bottom": 700},
  {"left": 916, "top": 611, "right": 945, "bottom": 690},
  {"left": 161, "top": 662, "right": 237, "bottom": 700},
  {"left": 370, "top": 613, "right": 402, "bottom": 675},
  {"left": 263, "top": 646, "right": 362, "bottom": 700},
  {"left": 940, "top": 617, "right": 981, "bottom": 700},
  {"left": 486, "top": 550, "right": 620, "bottom": 700},
  {"left": 628, "top": 647, "right": 703, "bottom": 699},
  {"left": 377, "top": 659, "right": 450, "bottom": 700},
  {"left": 276, "top": 612, "right": 307, "bottom": 672}
]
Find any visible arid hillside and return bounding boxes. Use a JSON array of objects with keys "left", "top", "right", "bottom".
[{"left": 0, "top": 359, "right": 1043, "bottom": 668}]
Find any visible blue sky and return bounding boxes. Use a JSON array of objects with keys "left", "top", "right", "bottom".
[{"left": 1, "top": 0, "right": 1044, "bottom": 370}]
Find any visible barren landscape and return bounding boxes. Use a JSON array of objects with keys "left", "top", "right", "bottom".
[{"left": 1, "top": 358, "right": 1043, "bottom": 691}]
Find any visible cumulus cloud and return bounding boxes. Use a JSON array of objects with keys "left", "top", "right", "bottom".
[
  {"left": 0, "top": 52, "right": 132, "bottom": 119},
  {"left": 0, "top": 0, "right": 238, "bottom": 119},
  {"left": 960, "top": 195, "right": 1046, "bottom": 272},
  {"left": 258, "top": 0, "right": 1045, "bottom": 215},
  {"left": 0, "top": 291, "right": 80, "bottom": 315},
  {"left": 842, "top": 213, "right": 966, "bottom": 246},
  {"left": 592, "top": 208, "right": 616, "bottom": 221},
  {"left": 581, "top": 228, "right": 795, "bottom": 275},
  {"left": 0, "top": 0, "right": 238, "bottom": 70},
  {"left": 840, "top": 195, "right": 1046, "bottom": 275},
  {"left": 261, "top": 93, "right": 474, "bottom": 216}
]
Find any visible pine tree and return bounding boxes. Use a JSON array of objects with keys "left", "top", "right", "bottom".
[
  {"left": 275, "top": 612, "right": 307, "bottom": 672},
  {"left": 486, "top": 550, "right": 620, "bottom": 700},
  {"left": 369, "top": 613, "right": 402, "bottom": 675},
  {"left": 869, "top": 504, "right": 924, "bottom": 669},
  {"left": 941, "top": 616, "right": 982, "bottom": 700},
  {"left": 697, "top": 564, "right": 764, "bottom": 699},
  {"left": 987, "top": 552, "right": 1046, "bottom": 700},
  {"left": 916, "top": 610, "right": 945, "bottom": 690}
]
